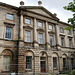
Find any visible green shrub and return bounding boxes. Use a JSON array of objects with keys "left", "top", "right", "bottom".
[{"left": 69, "top": 70, "right": 75, "bottom": 75}]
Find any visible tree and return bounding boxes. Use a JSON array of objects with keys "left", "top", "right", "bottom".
[{"left": 63, "top": 0, "right": 75, "bottom": 30}]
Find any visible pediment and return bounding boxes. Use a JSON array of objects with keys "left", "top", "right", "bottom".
[{"left": 24, "top": 6, "right": 59, "bottom": 20}]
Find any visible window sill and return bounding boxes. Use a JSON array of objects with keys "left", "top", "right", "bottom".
[
  {"left": 53, "top": 68, "right": 58, "bottom": 70},
  {"left": 5, "top": 38, "right": 12, "bottom": 41}
]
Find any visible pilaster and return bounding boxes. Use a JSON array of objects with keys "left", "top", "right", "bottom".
[{"left": 33, "top": 17, "right": 39, "bottom": 47}]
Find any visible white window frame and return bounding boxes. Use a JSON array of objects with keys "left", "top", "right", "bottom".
[
  {"left": 50, "top": 35, "right": 53, "bottom": 46},
  {"left": 25, "top": 31, "right": 30, "bottom": 42},
  {"left": 38, "top": 21, "right": 43, "bottom": 27},
  {"left": 60, "top": 27, "right": 64, "bottom": 33},
  {"left": 38, "top": 33, "right": 43, "bottom": 44},
  {"left": 61, "top": 37, "right": 65, "bottom": 47},
  {"left": 49, "top": 25, "right": 53, "bottom": 30},
  {"left": 5, "top": 27, "right": 12, "bottom": 40},
  {"left": 26, "top": 56, "right": 32, "bottom": 70},
  {"left": 25, "top": 18, "right": 31, "bottom": 24},
  {"left": 3, "top": 56, "right": 10, "bottom": 71},
  {"left": 6, "top": 13, "right": 13, "bottom": 20}
]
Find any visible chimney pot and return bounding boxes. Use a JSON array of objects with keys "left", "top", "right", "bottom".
[{"left": 20, "top": 1, "right": 24, "bottom": 6}]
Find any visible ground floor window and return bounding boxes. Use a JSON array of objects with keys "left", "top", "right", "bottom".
[
  {"left": 71, "top": 58, "right": 74, "bottom": 68},
  {"left": 3, "top": 56, "right": 10, "bottom": 71},
  {"left": 53, "top": 57, "right": 57, "bottom": 68},
  {"left": 26, "top": 56, "right": 32, "bottom": 69},
  {"left": 63, "top": 58, "right": 66, "bottom": 68}
]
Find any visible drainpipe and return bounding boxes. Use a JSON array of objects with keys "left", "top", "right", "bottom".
[{"left": 16, "top": 8, "right": 21, "bottom": 75}]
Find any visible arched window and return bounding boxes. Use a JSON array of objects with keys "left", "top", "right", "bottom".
[
  {"left": 25, "top": 51, "right": 34, "bottom": 71},
  {"left": 52, "top": 53, "right": 59, "bottom": 69},
  {"left": 1, "top": 50, "right": 12, "bottom": 71}
]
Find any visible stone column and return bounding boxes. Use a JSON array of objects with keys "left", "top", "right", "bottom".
[
  {"left": 34, "top": 56, "right": 40, "bottom": 75},
  {"left": 20, "top": 14, "right": 23, "bottom": 40},
  {"left": 33, "top": 18, "right": 39, "bottom": 47},
  {"left": 45, "top": 21, "right": 50, "bottom": 49},
  {"left": 59, "top": 57, "right": 63, "bottom": 72},
  {"left": 67, "top": 57, "right": 71, "bottom": 71}
]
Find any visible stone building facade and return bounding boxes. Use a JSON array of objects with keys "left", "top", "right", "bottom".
[{"left": 0, "top": 2, "right": 75, "bottom": 75}]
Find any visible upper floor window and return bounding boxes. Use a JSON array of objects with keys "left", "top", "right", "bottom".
[
  {"left": 25, "top": 31, "right": 30, "bottom": 42},
  {"left": 49, "top": 25, "right": 53, "bottom": 30},
  {"left": 50, "top": 35, "right": 53, "bottom": 46},
  {"left": 69, "top": 38, "right": 72, "bottom": 48},
  {"left": 53, "top": 57, "right": 57, "bottom": 68},
  {"left": 26, "top": 56, "right": 32, "bottom": 69},
  {"left": 61, "top": 37, "right": 65, "bottom": 47},
  {"left": 6, "top": 14, "right": 13, "bottom": 20},
  {"left": 60, "top": 27, "right": 64, "bottom": 33},
  {"left": 5, "top": 27, "right": 12, "bottom": 39},
  {"left": 25, "top": 18, "right": 31, "bottom": 24},
  {"left": 38, "top": 22, "right": 43, "bottom": 27},
  {"left": 38, "top": 33, "right": 43, "bottom": 44},
  {"left": 68, "top": 30, "right": 71, "bottom": 35}
]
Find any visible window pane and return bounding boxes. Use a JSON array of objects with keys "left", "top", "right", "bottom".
[
  {"left": 6, "top": 14, "right": 13, "bottom": 20},
  {"left": 25, "top": 31, "right": 30, "bottom": 42},
  {"left": 69, "top": 39, "right": 72, "bottom": 48},
  {"left": 5, "top": 27, "right": 12, "bottom": 39},
  {"left": 60, "top": 27, "right": 64, "bottom": 33},
  {"left": 25, "top": 18, "right": 31, "bottom": 24},
  {"left": 38, "top": 33, "right": 43, "bottom": 44},
  {"left": 49, "top": 25, "right": 52, "bottom": 30},
  {"left": 71, "top": 58, "right": 74, "bottom": 67},
  {"left": 61, "top": 37, "right": 64, "bottom": 46},
  {"left": 38, "top": 22, "right": 42, "bottom": 27},
  {"left": 53, "top": 57, "right": 57, "bottom": 68},
  {"left": 50, "top": 35, "right": 53, "bottom": 46},
  {"left": 63, "top": 58, "right": 66, "bottom": 68},
  {"left": 26, "top": 56, "right": 32, "bottom": 69},
  {"left": 68, "top": 30, "right": 71, "bottom": 35},
  {"left": 3, "top": 56, "right": 10, "bottom": 71}
]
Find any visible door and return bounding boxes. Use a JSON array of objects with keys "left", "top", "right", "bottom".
[{"left": 40, "top": 61, "right": 46, "bottom": 72}]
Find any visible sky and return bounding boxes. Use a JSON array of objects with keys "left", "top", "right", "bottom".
[{"left": 0, "top": 0, "right": 73, "bottom": 23}]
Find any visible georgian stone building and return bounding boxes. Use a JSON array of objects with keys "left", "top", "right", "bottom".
[{"left": 0, "top": 2, "right": 75, "bottom": 75}]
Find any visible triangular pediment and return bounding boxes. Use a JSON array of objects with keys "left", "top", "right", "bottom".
[{"left": 23, "top": 6, "right": 59, "bottom": 20}]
